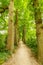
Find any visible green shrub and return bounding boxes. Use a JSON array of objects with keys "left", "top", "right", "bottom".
[
  {"left": 26, "top": 37, "right": 38, "bottom": 57},
  {"left": 0, "top": 52, "right": 10, "bottom": 65},
  {"left": 0, "top": 34, "right": 7, "bottom": 51}
]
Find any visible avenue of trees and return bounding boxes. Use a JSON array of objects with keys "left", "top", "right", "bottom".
[{"left": 0, "top": 0, "right": 43, "bottom": 65}]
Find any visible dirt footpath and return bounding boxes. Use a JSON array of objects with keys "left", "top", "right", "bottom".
[{"left": 2, "top": 41, "right": 40, "bottom": 65}]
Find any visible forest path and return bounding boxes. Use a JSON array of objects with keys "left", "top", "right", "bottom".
[{"left": 2, "top": 41, "right": 40, "bottom": 65}]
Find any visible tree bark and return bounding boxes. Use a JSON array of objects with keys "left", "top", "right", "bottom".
[
  {"left": 14, "top": 9, "right": 19, "bottom": 46},
  {"left": 7, "top": 0, "right": 14, "bottom": 52},
  {"left": 22, "top": 24, "right": 26, "bottom": 43},
  {"left": 33, "top": 0, "right": 43, "bottom": 64}
]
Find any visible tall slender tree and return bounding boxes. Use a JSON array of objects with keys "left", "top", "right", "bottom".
[
  {"left": 7, "top": 0, "right": 14, "bottom": 52},
  {"left": 33, "top": 0, "right": 43, "bottom": 64},
  {"left": 14, "top": 9, "right": 19, "bottom": 46},
  {"left": 22, "top": 24, "right": 26, "bottom": 43}
]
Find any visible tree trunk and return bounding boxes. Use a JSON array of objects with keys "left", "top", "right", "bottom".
[
  {"left": 14, "top": 9, "right": 19, "bottom": 46},
  {"left": 22, "top": 24, "right": 26, "bottom": 43},
  {"left": 7, "top": 0, "right": 14, "bottom": 52},
  {"left": 33, "top": 0, "right": 43, "bottom": 64}
]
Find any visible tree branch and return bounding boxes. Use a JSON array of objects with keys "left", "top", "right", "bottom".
[{"left": 0, "top": 6, "right": 8, "bottom": 13}]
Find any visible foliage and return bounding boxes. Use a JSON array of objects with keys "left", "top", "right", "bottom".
[
  {"left": 0, "top": 52, "right": 10, "bottom": 65},
  {"left": 0, "top": 0, "right": 43, "bottom": 64},
  {"left": 26, "top": 37, "right": 37, "bottom": 57},
  {"left": 0, "top": 33, "right": 7, "bottom": 51}
]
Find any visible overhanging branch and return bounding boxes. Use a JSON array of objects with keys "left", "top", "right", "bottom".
[{"left": 0, "top": 6, "right": 8, "bottom": 13}]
